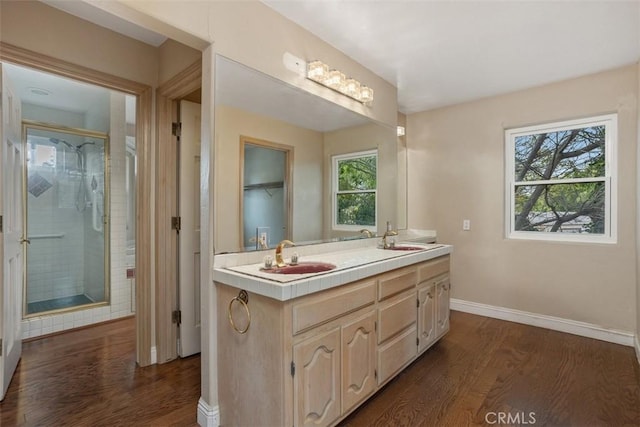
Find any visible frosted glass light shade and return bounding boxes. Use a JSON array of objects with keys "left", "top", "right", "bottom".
[
  {"left": 325, "top": 70, "right": 345, "bottom": 90},
  {"left": 359, "top": 86, "right": 374, "bottom": 103},
  {"left": 305, "top": 59, "right": 374, "bottom": 104},
  {"left": 307, "top": 61, "right": 328, "bottom": 82},
  {"left": 343, "top": 78, "right": 361, "bottom": 98}
]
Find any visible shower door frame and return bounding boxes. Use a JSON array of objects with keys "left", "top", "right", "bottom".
[{"left": 22, "top": 121, "right": 110, "bottom": 318}]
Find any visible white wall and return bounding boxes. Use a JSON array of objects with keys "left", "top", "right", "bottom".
[{"left": 408, "top": 64, "right": 638, "bottom": 334}]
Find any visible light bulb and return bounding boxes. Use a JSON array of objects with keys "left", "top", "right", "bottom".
[
  {"left": 359, "top": 86, "right": 374, "bottom": 103},
  {"left": 342, "top": 78, "right": 361, "bottom": 99},
  {"left": 325, "top": 70, "right": 345, "bottom": 90},
  {"left": 307, "top": 60, "right": 328, "bottom": 82}
]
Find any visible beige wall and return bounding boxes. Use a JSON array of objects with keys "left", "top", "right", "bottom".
[
  {"left": 215, "top": 105, "right": 324, "bottom": 253},
  {"left": 104, "top": 0, "right": 398, "bottom": 128},
  {"left": 0, "top": 1, "right": 158, "bottom": 87},
  {"left": 408, "top": 65, "right": 638, "bottom": 332},
  {"left": 158, "top": 38, "right": 201, "bottom": 86},
  {"left": 323, "top": 122, "right": 397, "bottom": 239}
]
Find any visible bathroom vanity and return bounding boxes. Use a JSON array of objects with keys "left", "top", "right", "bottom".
[{"left": 214, "top": 240, "right": 452, "bottom": 427}]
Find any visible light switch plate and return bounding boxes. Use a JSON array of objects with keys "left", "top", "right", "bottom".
[{"left": 463, "top": 219, "right": 471, "bottom": 231}]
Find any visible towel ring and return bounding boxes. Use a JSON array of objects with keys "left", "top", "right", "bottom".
[{"left": 228, "top": 290, "right": 251, "bottom": 334}]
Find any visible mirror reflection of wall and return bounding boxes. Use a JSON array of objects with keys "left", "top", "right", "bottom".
[
  {"left": 214, "top": 55, "right": 399, "bottom": 253},
  {"left": 125, "top": 135, "right": 136, "bottom": 254}
]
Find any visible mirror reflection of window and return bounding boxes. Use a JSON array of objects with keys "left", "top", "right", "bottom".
[
  {"left": 28, "top": 142, "right": 57, "bottom": 168},
  {"left": 332, "top": 149, "right": 378, "bottom": 230}
]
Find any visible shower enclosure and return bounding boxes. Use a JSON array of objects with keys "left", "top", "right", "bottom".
[{"left": 23, "top": 122, "right": 109, "bottom": 315}]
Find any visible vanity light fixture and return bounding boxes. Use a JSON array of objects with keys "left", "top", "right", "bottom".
[{"left": 306, "top": 60, "right": 374, "bottom": 104}]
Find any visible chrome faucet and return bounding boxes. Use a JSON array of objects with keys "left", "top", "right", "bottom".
[{"left": 275, "top": 239, "right": 295, "bottom": 267}]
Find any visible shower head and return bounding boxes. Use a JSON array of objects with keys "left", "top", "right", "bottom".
[
  {"left": 49, "top": 138, "right": 74, "bottom": 150},
  {"left": 76, "top": 141, "right": 96, "bottom": 150}
]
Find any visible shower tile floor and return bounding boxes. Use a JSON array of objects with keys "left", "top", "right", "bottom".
[{"left": 27, "top": 294, "right": 94, "bottom": 315}]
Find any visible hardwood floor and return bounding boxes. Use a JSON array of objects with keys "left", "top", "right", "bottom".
[
  {"left": 341, "top": 311, "right": 640, "bottom": 427},
  {"left": 1, "top": 312, "right": 638, "bottom": 426},
  {"left": 0, "top": 317, "right": 200, "bottom": 426}
]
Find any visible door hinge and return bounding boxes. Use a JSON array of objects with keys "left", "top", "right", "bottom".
[
  {"left": 290, "top": 361, "right": 295, "bottom": 377},
  {"left": 172, "top": 122, "right": 182, "bottom": 137},
  {"left": 0, "top": 215, "right": 3, "bottom": 233},
  {"left": 171, "top": 216, "right": 181, "bottom": 233},
  {"left": 416, "top": 337, "right": 420, "bottom": 346},
  {"left": 172, "top": 310, "right": 182, "bottom": 325},
  {"left": 0, "top": 338, "right": 3, "bottom": 354},
  {"left": 374, "top": 321, "right": 377, "bottom": 332},
  {"left": 374, "top": 369, "right": 377, "bottom": 380},
  {"left": 417, "top": 298, "right": 420, "bottom": 308}
]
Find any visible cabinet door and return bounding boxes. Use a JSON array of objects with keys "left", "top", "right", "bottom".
[
  {"left": 293, "top": 327, "right": 341, "bottom": 427},
  {"left": 436, "top": 276, "right": 450, "bottom": 338},
  {"left": 417, "top": 283, "right": 436, "bottom": 354},
  {"left": 342, "top": 311, "right": 376, "bottom": 414}
]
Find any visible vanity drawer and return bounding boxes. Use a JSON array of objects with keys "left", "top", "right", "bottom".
[
  {"left": 377, "top": 324, "right": 417, "bottom": 385},
  {"left": 377, "top": 290, "right": 416, "bottom": 344},
  {"left": 418, "top": 256, "right": 450, "bottom": 283},
  {"left": 377, "top": 266, "right": 417, "bottom": 301},
  {"left": 292, "top": 279, "right": 376, "bottom": 335}
]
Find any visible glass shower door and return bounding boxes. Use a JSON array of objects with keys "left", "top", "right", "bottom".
[{"left": 24, "top": 124, "right": 109, "bottom": 315}]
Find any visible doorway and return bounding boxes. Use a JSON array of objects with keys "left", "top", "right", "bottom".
[
  {"left": 23, "top": 123, "right": 109, "bottom": 316},
  {"left": 0, "top": 45, "right": 153, "bottom": 367},
  {"left": 240, "top": 136, "right": 293, "bottom": 250}
]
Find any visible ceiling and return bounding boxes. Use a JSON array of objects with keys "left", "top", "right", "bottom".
[
  {"left": 36, "top": 1, "right": 640, "bottom": 116},
  {"left": 3, "top": 63, "right": 136, "bottom": 126},
  {"left": 263, "top": 0, "right": 640, "bottom": 114}
]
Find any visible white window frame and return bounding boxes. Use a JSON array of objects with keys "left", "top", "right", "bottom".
[
  {"left": 332, "top": 149, "right": 378, "bottom": 231},
  {"left": 505, "top": 114, "right": 617, "bottom": 243}
]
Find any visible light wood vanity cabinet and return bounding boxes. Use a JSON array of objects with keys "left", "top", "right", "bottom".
[
  {"left": 340, "top": 311, "right": 377, "bottom": 415},
  {"left": 376, "top": 266, "right": 419, "bottom": 385},
  {"left": 217, "top": 254, "right": 450, "bottom": 427},
  {"left": 417, "top": 256, "right": 451, "bottom": 354},
  {"left": 293, "top": 326, "right": 342, "bottom": 426}
]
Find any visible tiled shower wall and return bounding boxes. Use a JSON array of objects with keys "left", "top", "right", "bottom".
[
  {"left": 22, "top": 93, "right": 135, "bottom": 339},
  {"left": 25, "top": 166, "right": 86, "bottom": 302}
]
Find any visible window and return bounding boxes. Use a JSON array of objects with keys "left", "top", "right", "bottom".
[
  {"left": 332, "top": 150, "right": 377, "bottom": 230},
  {"left": 505, "top": 114, "right": 617, "bottom": 242}
]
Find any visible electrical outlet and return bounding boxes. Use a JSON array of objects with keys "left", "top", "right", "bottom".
[
  {"left": 260, "top": 232, "right": 268, "bottom": 246},
  {"left": 463, "top": 219, "right": 471, "bottom": 231}
]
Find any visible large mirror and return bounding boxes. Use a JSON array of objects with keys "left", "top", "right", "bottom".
[{"left": 214, "top": 55, "right": 402, "bottom": 253}]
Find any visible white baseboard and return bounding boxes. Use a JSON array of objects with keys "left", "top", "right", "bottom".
[
  {"left": 197, "top": 398, "right": 220, "bottom": 427},
  {"left": 150, "top": 346, "right": 157, "bottom": 365},
  {"left": 450, "top": 298, "right": 635, "bottom": 347},
  {"left": 635, "top": 334, "right": 640, "bottom": 367}
]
